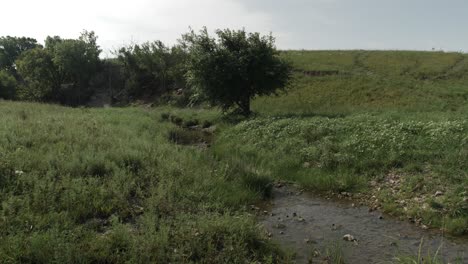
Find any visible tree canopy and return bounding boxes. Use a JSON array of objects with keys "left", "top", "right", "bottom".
[
  {"left": 0, "top": 36, "right": 40, "bottom": 75},
  {"left": 183, "top": 28, "right": 293, "bottom": 115},
  {"left": 15, "top": 31, "right": 101, "bottom": 105}
]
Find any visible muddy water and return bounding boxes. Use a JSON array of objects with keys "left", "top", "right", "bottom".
[{"left": 260, "top": 185, "right": 467, "bottom": 264}]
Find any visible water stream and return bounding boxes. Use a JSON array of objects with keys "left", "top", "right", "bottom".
[{"left": 260, "top": 185, "right": 467, "bottom": 263}]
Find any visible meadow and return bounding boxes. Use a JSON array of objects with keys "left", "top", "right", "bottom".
[{"left": 1, "top": 50, "right": 467, "bottom": 263}]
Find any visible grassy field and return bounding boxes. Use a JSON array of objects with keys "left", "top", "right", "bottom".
[
  {"left": 0, "top": 103, "right": 287, "bottom": 263},
  {"left": 1, "top": 50, "right": 467, "bottom": 262}
]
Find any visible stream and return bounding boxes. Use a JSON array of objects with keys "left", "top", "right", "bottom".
[{"left": 260, "top": 185, "right": 467, "bottom": 263}]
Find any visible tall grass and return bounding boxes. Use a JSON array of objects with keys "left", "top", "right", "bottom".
[{"left": 0, "top": 102, "right": 282, "bottom": 263}]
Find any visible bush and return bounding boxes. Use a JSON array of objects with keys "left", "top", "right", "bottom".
[
  {"left": 160, "top": 112, "right": 170, "bottom": 121},
  {"left": 0, "top": 70, "right": 17, "bottom": 99},
  {"left": 183, "top": 119, "right": 199, "bottom": 128},
  {"left": 202, "top": 120, "right": 213, "bottom": 128}
]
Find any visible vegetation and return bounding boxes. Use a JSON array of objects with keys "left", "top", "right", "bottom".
[
  {"left": 117, "top": 41, "right": 187, "bottom": 100},
  {"left": 0, "top": 102, "right": 284, "bottom": 263},
  {"left": 15, "top": 31, "right": 101, "bottom": 105},
  {"left": 184, "top": 28, "right": 293, "bottom": 116},
  {"left": 1, "top": 34, "right": 468, "bottom": 262},
  {"left": 0, "top": 36, "right": 40, "bottom": 76},
  {"left": 0, "top": 70, "right": 17, "bottom": 99}
]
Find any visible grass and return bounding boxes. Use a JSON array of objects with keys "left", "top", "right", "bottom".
[
  {"left": 0, "top": 102, "right": 283, "bottom": 263},
  {"left": 1, "top": 50, "right": 468, "bottom": 262},
  {"left": 255, "top": 50, "right": 468, "bottom": 115},
  {"left": 395, "top": 238, "right": 465, "bottom": 264}
]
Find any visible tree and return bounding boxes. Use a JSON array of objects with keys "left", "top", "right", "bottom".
[
  {"left": 0, "top": 70, "right": 17, "bottom": 99},
  {"left": 183, "top": 28, "right": 293, "bottom": 116},
  {"left": 15, "top": 31, "right": 101, "bottom": 105},
  {"left": 50, "top": 31, "right": 102, "bottom": 105},
  {"left": 0, "top": 36, "right": 40, "bottom": 76},
  {"left": 117, "top": 41, "right": 187, "bottom": 98},
  {"left": 15, "top": 47, "right": 58, "bottom": 101}
]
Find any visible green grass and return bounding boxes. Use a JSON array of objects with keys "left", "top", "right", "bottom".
[
  {"left": 255, "top": 50, "right": 468, "bottom": 116},
  {"left": 0, "top": 102, "right": 284, "bottom": 263},
  {"left": 2, "top": 50, "right": 468, "bottom": 262},
  {"left": 240, "top": 50, "right": 468, "bottom": 235}
]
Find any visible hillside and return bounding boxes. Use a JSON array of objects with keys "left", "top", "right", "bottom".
[{"left": 254, "top": 50, "right": 468, "bottom": 115}]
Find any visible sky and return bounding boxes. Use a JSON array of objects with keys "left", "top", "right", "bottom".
[{"left": 1, "top": 0, "right": 467, "bottom": 55}]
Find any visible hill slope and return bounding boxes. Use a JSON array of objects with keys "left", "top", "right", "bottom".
[{"left": 253, "top": 50, "right": 468, "bottom": 115}]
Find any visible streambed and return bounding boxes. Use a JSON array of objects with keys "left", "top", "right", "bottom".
[{"left": 260, "top": 185, "right": 467, "bottom": 263}]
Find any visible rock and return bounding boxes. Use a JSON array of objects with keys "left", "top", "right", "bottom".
[
  {"left": 303, "top": 162, "right": 311, "bottom": 168},
  {"left": 270, "top": 213, "right": 275, "bottom": 217},
  {"left": 275, "top": 223, "right": 286, "bottom": 229},
  {"left": 343, "top": 234, "right": 357, "bottom": 242},
  {"left": 304, "top": 238, "right": 310, "bottom": 244},
  {"left": 298, "top": 217, "right": 305, "bottom": 222},
  {"left": 280, "top": 231, "right": 284, "bottom": 235},
  {"left": 421, "top": 224, "right": 429, "bottom": 230},
  {"left": 267, "top": 232, "right": 272, "bottom": 237},
  {"left": 250, "top": 205, "right": 260, "bottom": 211},
  {"left": 263, "top": 210, "right": 268, "bottom": 215},
  {"left": 434, "top": 191, "right": 444, "bottom": 197},
  {"left": 15, "top": 170, "right": 24, "bottom": 175}
]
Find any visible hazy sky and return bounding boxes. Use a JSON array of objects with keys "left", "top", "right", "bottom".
[{"left": 2, "top": 0, "right": 467, "bottom": 55}]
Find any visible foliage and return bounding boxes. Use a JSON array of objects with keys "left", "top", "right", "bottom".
[
  {"left": 0, "top": 70, "right": 17, "bottom": 99},
  {"left": 0, "top": 102, "right": 284, "bottom": 263},
  {"left": 216, "top": 115, "right": 468, "bottom": 234},
  {"left": 184, "top": 28, "right": 293, "bottom": 115},
  {"left": 15, "top": 48, "right": 58, "bottom": 101},
  {"left": 117, "top": 41, "right": 187, "bottom": 99},
  {"left": 15, "top": 31, "right": 101, "bottom": 105},
  {"left": 0, "top": 36, "right": 40, "bottom": 76}
]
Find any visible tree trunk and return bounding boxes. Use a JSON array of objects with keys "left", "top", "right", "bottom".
[{"left": 238, "top": 97, "right": 251, "bottom": 116}]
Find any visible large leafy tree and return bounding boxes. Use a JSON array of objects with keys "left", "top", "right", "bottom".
[
  {"left": 184, "top": 28, "right": 293, "bottom": 116},
  {"left": 0, "top": 70, "right": 17, "bottom": 99},
  {"left": 15, "top": 48, "right": 59, "bottom": 101},
  {"left": 0, "top": 36, "right": 40, "bottom": 76},
  {"left": 117, "top": 41, "right": 187, "bottom": 97},
  {"left": 15, "top": 31, "right": 101, "bottom": 105}
]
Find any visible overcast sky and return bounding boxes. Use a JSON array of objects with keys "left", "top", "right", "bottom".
[{"left": 2, "top": 0, "right": 467, "bottom": 55}]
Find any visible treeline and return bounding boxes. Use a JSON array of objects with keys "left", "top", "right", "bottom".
[
  {"left": 1, "top": 29, "right": 292, "bottom": 114},
  {"left": 0, "top": 31, "right": 191, "bottom": 106}
]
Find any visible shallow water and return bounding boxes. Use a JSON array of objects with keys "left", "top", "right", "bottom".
[{"left": 260, "top": 185, "right": 467, "bottom": 264}]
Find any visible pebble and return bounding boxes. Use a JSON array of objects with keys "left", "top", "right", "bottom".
[
  {"left": 434, "top": 191, "right": 444, "bottom": 197},
  {"left": 343, "top": 234, "right": 357, "bottom": 242}
]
